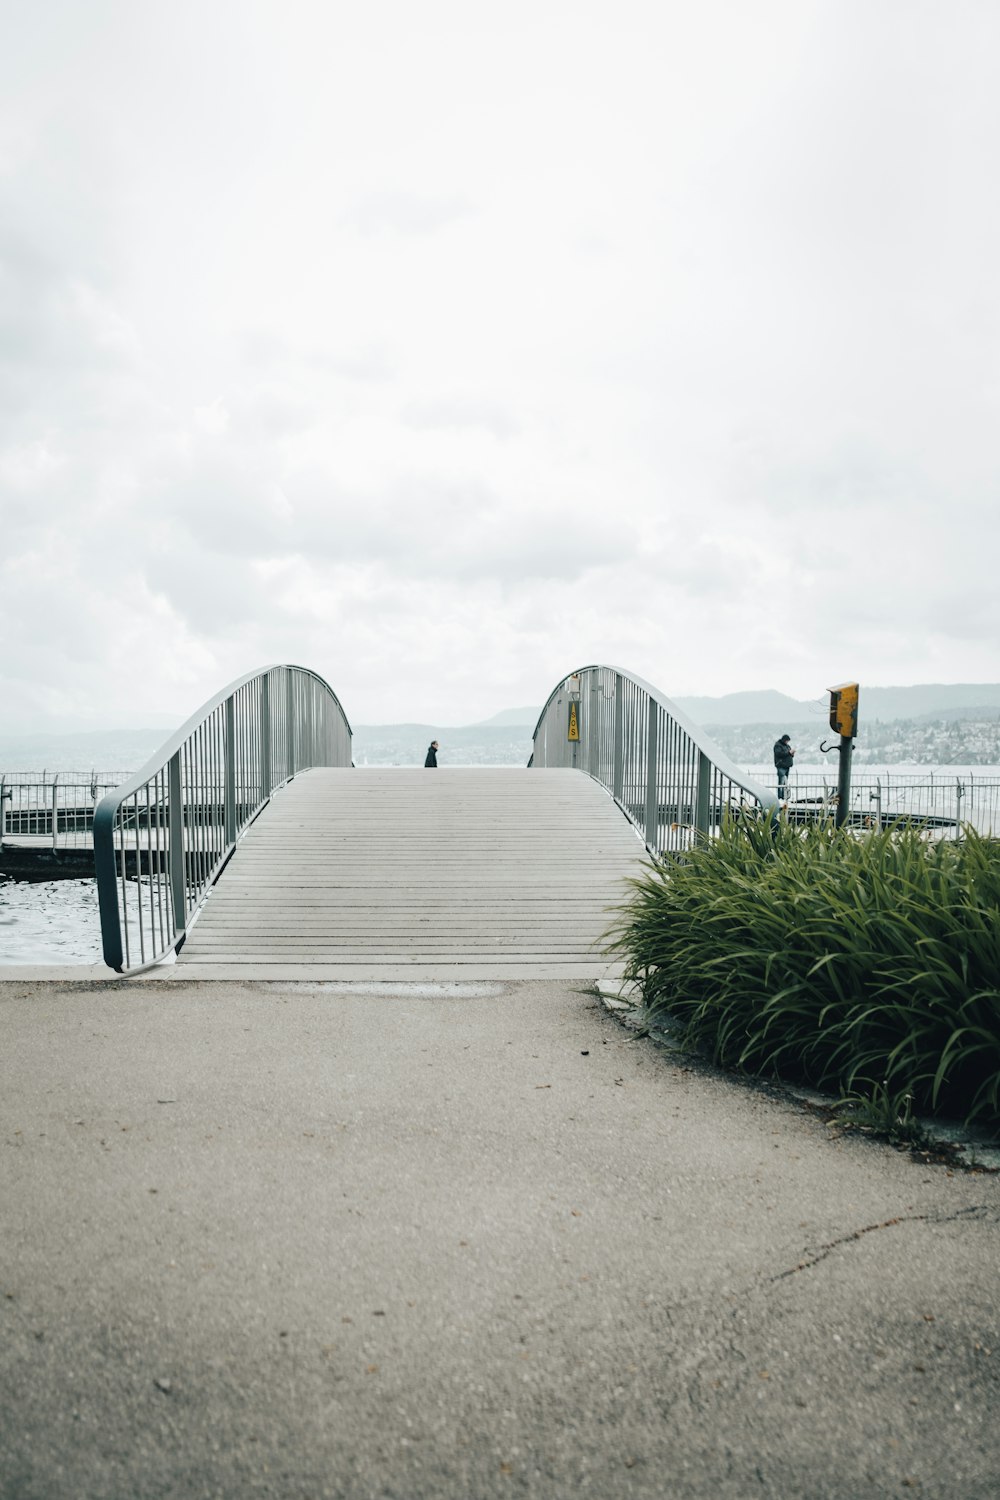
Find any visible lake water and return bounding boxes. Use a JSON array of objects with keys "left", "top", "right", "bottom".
[{"left": 0, "top": 879, "right": 104, "bottom": 965}]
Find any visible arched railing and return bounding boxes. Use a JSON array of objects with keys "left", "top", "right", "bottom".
[
  {"left": 94, "top": 665, "right": 352, "bottom": 973},
  {"left": 530, "top": 666, "right": 777, "bottom": 853}
]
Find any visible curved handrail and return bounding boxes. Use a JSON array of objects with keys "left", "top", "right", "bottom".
[
  {"left": 94, "top": 664, "right": 352, "bottom": 973},
  {"left": 530, "top": 665, "right": 777, "bottom": 853}
]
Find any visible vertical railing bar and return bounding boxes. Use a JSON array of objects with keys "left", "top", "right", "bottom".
[
  {"left": 236, "top": 686, "right": 244, "bottom": 833},
  {"left": 200, "top": 720, "right": 208, "bottom": 889},
  {"left": 225, "top": 694, "right": 237, "bottom": 848},
  {"left": 216, "top": 705, "right": 221, "bottom": 852},
  {"left": 242, "top": 683, "right": 251, "bottom": 828},
  {"left": 141, "top": 783, "right": 151, "bottom": 959},
  {"left": 287, "top": 670, "right": 296, "bottom": 779},
  {"left": 184, "top": 733, "right": 192, "bottom": 913},
  {"left": 119, "top": 807, "right": 130, "bottom": 970},
  {"left": 209, "top": 708, "right": 215, "bottom": 853},
  {"left": 153, "top": 768, "right": 164, "bottom": 951},
  {"left": 191, "top": 728, "right": 199, "bottom": 899},
  {"left": 695, "top": 750, "right": 711, "bottom": 837},
  {"left": 644, "top": 697, "right": 659, "bottom": 852},
  {"left": 201, "top": 717, "right": 208, "bottom": 885},
  {"left": 169, "top": 748, "right": 184, "bottom": 937},
  {"left": 132, "top": 790, "right": 144, "bottom": 964}
]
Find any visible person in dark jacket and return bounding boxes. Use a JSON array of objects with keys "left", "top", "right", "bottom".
[
  {"left": 773, "top": 734, "right": 794, "bottom": 798},
  {"left": 424, "top": 740, "right": 439, "bottom": 768}
]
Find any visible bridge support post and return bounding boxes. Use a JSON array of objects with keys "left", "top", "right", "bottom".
[
  {"left": 168, "top": 751, "right": 186, "bottom": 935},
  {"left": 224, "top": 695, "right": 237, "bottom": 846},
  {"left": 612, "top": 674, "right": 623, "bottom": 803},
  {"left": 695, "top": 751, "right": 711, "bottom": 837},
  {"left": 644, "top": 705, "right": 659, "bottom": 851}
]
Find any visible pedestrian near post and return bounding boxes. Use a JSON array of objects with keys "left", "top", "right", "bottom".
[
  {"left": 424, "top": 740, "right": 439, "bottom": 768},
  {"left": 773, "top": 734, "right": 794, "bottom": 799}
]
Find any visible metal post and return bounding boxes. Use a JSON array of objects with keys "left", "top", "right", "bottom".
[
  {"left": 955, "top": 779, "right": 964, "bottom": 841},
  {"left": 835, "top": 737, "right": 853, "bottom": 829},
  {"left": 287, "top": 671, "right": 297, "bottom": 777},
  {"left": 588, "top": 675, "right": 598, "bottom": 777},
  {"left": 695, "top": 751, "right": 711, "bottom": 837},
  {"left": 224, "top": 695, "right": 237, "bottom": 846},
  {"left": 612, "top": 674, "right": 623, "bottom": 803},
  {"left": 168, "top": 751, "right": 186, "bottom": 933},
  {"left": 644, "top": 703, "right": 659, "bottom": 851},
  {"left": 260, "top": 672, "right": 272, "bottom": 795},
  {"left": 51, "top": 774, "right": 60, "bottom": 853}
]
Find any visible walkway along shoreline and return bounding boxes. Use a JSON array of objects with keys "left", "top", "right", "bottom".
[{"left": 1, "top": 973, "right": 998, "bottom": 1499}]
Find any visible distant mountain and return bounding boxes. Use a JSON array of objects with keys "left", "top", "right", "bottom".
[
  {"left": 675, "top": 684, "right": 1000, "bottom": 728},
  {"left": 857, "top": 684, "right": 1000, "bottom": 720},
  {"left": 0, "top": 727, "right": 171, "bottom": 773},
  {"left": 674, "top": 691, "right": 817, "bottom": 726},
  {"left": 353, "top": 723, "right": 439, "bottom": 734},
  {"left": 352, "top": 721, "right": 533, "bottom": 767}
]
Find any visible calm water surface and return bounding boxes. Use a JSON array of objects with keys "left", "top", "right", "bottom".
[{"left": 0, "top": 879, "right": 103, "bottom": 965}]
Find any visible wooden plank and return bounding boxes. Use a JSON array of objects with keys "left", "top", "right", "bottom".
[{"left": 178, "top": 768, "right": 645, "bottom": 979}]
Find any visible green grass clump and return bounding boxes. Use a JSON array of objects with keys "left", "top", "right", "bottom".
[{"left": 606, "top": 818, "right": 1000, "bottom": 1129}]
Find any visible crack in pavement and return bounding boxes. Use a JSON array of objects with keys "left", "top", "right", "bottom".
[{"left": 772, "top": 1203, "right": 994, "bottom": 1281}]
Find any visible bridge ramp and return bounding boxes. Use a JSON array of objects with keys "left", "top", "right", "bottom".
[{"left": 176, "top": 768, "right": 647, "bottom": 980}]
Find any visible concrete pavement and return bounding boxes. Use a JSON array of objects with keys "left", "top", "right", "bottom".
[{"left": 1, "top": 976, "right": 998, "bottom": 1499}]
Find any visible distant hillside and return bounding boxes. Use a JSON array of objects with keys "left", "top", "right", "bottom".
[
  {"left": 860, "top": 684, "right": 1000, "bottom": 720},
  {"left": 700, "top": 716, "right": 1000, "bottom": 767},
  {"left": 675, "top": 683, "right": 1000, "bottom": 728}
]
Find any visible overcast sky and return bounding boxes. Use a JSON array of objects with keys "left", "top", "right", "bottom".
[{"left": 2, "top": 0, "right": 998, "bottom": 732}]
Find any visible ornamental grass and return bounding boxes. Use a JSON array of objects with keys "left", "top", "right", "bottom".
[{"left": 606, "top": 817, "right": 1000, "bottom": 1130}]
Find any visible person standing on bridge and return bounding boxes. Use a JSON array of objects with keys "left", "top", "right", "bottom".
[
  {"left": 424, "top": 740, "right": 439, "bottom": 768},
  {"left": 773, "top": 734, "right": 794, "bottom": 799}
]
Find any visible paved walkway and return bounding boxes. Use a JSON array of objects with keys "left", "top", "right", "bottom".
[
  {"left": 1, "top": 975, "right": 997, "bottom": 1499},
  {"left": 177, "top": 768, "right": 648, "bottom": 981}
]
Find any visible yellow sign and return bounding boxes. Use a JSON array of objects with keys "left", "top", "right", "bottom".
[
  {"left": 828, "top": 682, "right": 859, "bottom": 738},
  {"left": 568, "top": 701, "right": 580, "bottom": 741}
]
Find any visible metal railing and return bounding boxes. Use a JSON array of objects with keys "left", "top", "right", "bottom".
[
  {"left": 1, "top": 772, "right": 129, "bottom": 851},
  {"left": 531, "top": 666, "right": 777, "bottom": 852},
  {"left": 93, "top": 665, "right": 352, "bottom": 974},
  {"left": 773, "top": 771, "right": 1000, "bottom": 838}
]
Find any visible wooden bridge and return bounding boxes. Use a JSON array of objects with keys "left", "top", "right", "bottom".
[{"left": 174, "top": 768, "right": 648, "bottom": 980}]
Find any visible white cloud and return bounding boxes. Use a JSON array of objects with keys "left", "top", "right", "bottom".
[
  {"left": 1, "top": 0, "right": 998, "bottom": 733},
  {"left": 193, "top": 398, "right": 230, "bottom": 436}
]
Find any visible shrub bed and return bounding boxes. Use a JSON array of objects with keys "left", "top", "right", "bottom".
[{"left": 606, "top": 818, "right": 1000, "bottom": 1129}]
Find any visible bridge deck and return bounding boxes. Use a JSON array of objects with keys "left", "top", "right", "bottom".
[{"left": 176, "top": 768, "right": 647, "bottom": 980}]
